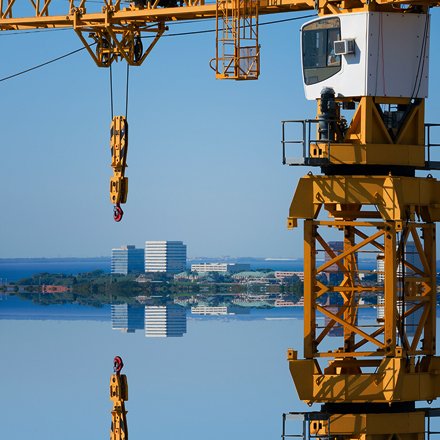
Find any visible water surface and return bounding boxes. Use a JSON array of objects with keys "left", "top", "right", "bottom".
[{"left": 1, "top": 297, "right": 307, "bottom": 440}]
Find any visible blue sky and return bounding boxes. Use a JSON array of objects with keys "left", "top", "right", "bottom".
[{"left": 1, "top": 8, "right": 440, "bottom": 259}]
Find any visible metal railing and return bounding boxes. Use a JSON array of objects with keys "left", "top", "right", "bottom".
[
  {"left": 282, "top": 408, "right": 440, "bottom": 440},
  {"left": 282, "top": 120, "right": 440, "bottom": 169},
  {"left": 426, "top": 408, "right": 440, "bottom": 440},
  {"left": 282, "top": 412, "right": 331, "bottom": 440},
  {"left": 425, "top": 123, "right": 440, "bottom": 169},
  {"left": 281, "top": 120, "right": 307, "bottom": 165},
  {"left": 281, "top": 120, "right": 334, "bottom": 167}
]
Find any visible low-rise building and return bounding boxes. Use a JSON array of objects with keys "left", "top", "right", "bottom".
[
  {"left": 191, "top": 305, "right": 228, "bottom": 315},
  {"left": 232, "top": 271, "right": 276, "bottom": 283},
  {"left": 274, "top": 271, "right": 304, "bottom": 282},
  {"left": 174, "top": 271, "right": 199, "bottom": 281},
  {"left": 191, "top": 262, "right": 250, "bottom": 274},
  {"left": 41, "top": 285, "right": 71, "bottom": 293}
]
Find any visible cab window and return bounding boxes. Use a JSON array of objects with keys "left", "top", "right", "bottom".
[{"left": 302, "top": 18, "right": 341, "bottom": 85}]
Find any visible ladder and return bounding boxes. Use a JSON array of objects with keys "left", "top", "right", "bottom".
[{"left": 214, "top": 0, "right": 259, "bottom": 80}]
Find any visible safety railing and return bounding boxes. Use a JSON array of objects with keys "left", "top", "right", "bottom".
[
  {"left": 426, "top": 407, "right": 440, "bottom": 440},
  {"left": 282, "top": 412, "right": 331, "bottom": 440},
  {"left": 283, "top": 408, "right": 440, "bottom": 440},
  {"left": 425, "top": 123, "right": 440, "bottom": 170},
  {"left": 281, "top": 120, "right": 333, "bottom": 167},
  {"left": 283, "top": 120, "right": 440, "bottom": 169}
]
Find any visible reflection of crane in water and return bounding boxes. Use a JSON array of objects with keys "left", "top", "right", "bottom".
[
  {"left": 3, "top": 1, "right": 440, "bottom": 440},
  {"left": 110, "top": 356, "right": 128, "bottom": 440}
]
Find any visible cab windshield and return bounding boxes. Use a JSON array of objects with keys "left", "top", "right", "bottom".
[{"left": 302, "top": 18, "right": 341, "bottom": 85}]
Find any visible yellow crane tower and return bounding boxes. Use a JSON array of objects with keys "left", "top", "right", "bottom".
[
  {"left": 283, "top": 7, "right": 440, "bottom": 440},
  {"left": 2, "top": 1, "right": 440, "bottom": 440}
]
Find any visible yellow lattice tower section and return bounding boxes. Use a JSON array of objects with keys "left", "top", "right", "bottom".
[
  {"left": 284, "top": 175, "right": 440, "bottom": 440},
  {"left": 214, "top": 0, "right": 259, "bottom": 79}
]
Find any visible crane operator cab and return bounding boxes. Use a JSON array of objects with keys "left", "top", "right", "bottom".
[
  {"left": 283, "top": 11, "right": 435, "bottom": 174},
  {"left": 300, "top": 12, "right": 429, "bottom": 101}
]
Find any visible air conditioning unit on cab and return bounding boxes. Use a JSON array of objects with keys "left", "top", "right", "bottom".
[{"left": 334, "top": 39, "right": 355, "bottom": 55}]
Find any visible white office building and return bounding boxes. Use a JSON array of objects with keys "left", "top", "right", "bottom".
[
  {"left": 111, "top": 245, "right": 145, "bottom": 275},
  {"left": 191, "top": 262, "right": 250, "bottom": 274},
  {"left": 145, "top": 241, "right": 187, "bottom": 274},
  {"left": 145, "top": 305, "right": 187, "bottom": 338}
]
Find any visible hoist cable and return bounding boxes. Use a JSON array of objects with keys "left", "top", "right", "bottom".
[
  {"left": 109, "top": 62, "right": 114, "bottom": 119},
  {"left": 0, "top": 45, "right": 88, "bottom": 82},
  {"left": 125, "top": 63, "right": 130, "bottom": 119}
]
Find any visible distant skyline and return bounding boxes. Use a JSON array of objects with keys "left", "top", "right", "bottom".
[
  {"left": 0, "top": 254, "right": 303, "bottom": 260},
  {"left": 2, "top": 10, "right": 440, "bottom": 259}
]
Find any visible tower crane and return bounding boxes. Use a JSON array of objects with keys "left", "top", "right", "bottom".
[{"left": 2, "top": 1, "right": 440, "bottom": 440}]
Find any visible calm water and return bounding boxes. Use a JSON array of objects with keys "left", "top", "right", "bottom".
[
  {"left": 1, "top": 296, "right": 438, "bottom": 440},
  {"left": 1, "top": 296, "right": 310, "bottom": 440}
]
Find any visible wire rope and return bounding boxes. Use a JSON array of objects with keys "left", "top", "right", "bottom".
[
  {"left": 0, "top": 45, "right": 88, "bottom": 82},
  {"left": 125, "top": 63, "right": 130, "bottom": 119},
  {"left": 109, "top": 62, "right": 114, "bottom": 119}
]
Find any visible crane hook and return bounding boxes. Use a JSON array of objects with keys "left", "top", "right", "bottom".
[
  {"left": 113, "top": 356, "right": 124, "bottom": 374},
  {"left": 113, "top": 203, "right": 124, "bottom": 222}
]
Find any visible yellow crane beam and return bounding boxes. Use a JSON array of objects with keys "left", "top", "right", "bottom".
[
  {"left": 2, "top": 0, "right": 440, "bottom": 32},
  {"left": 0, "top": 0, "right": 314, "bottom": 30}
]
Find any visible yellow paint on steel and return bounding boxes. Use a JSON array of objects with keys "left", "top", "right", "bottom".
[
  {"left": 110, "top": 373, "right": 128, "bottom": 440},
  {"left": 289, "top": 356, "right": 440, "bottom": 403},
  {"left": 109, "top": 116, "right": 129, "bottom": 205},
  {"left": 311, "top": 97, "right": 426, "bottom": 167},
  {"left": 288, "top": 175, "right": 440, "bottom": 223},
  {"left": 214, "top": 0, "right": 260, "bottom": 79},
  {"left": 288, "top": 205, "right": 439, "bottom": 403},
  {"left": 308, "top": 411, "right": 425, "bottom": 438},
  {"left": 0, "top": 0, "right": 315, "bottom": 30}
]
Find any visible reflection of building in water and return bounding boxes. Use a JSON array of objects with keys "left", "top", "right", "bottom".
[
  {"left": 111, "top": 304, "right": 145, "bottom": 333},
  {"left": 376, "top": 242, "right": 423, "bottom": 336},
  {"left": 190, "top": 305, "right": 250, "bottom": 315},
  {"left": 323, "top": 296, "right": 343, "bottom": 337},
  {"left": 111, "top": 245, "right": 145, "bottom": 275},
  {"left": 191, "top": 305, "right": 228, "bottom": 315},
  {"left": 145, "top": 241, "right": 187, "bottom": 274},
  {"left": 41, "top": 285, "right": 71, "bottom": 293},
  {"left": 323, "top": 241, "right": 344, "bottom": 283},
  {"left": 376, "top": 295, "right": 422, "bottom": 337},
  {"left": 145, "top": 305, "right": 187, "bottom": 337},
  {"left": 376, "top": 241, "right": 422, "bottom": 283}
]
